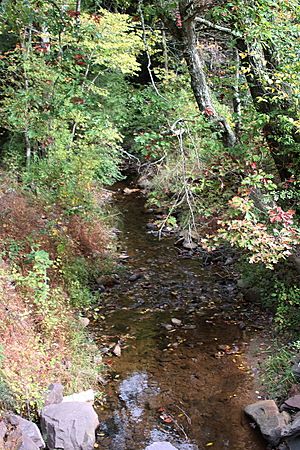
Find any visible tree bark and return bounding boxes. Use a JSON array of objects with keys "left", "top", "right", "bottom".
[
  {"left": 237, "top": 38, "right": 299, "bottom": 181},
  {"left": 180, "top": 10, "right": 236, "bottom": 147}
]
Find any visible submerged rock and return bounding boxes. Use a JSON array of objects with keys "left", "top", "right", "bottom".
[
  {"left": 128, "top": 272, "right": 143, "bottom": 282},
  {"left": 41, "top": 401, "right": 99, "bottom": 450},
  {"left": 244, "top": 400, "right": 290, "bottom": 446},
  {"left": 171, "top": 318, "right": 182, "bottom": 326},
  {"left": 146, "top": 222, "right": 158, "bottom": 231},
  {"left": 145, "top": 442, "right": 178, "bottom": 450}
]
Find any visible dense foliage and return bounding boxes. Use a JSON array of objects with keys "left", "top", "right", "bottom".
[
  {"left": 0, "top": 0, "right": 299, "bottom": 411},
  {"left": 0, "top": 0, "right": 299, "bottom": 265},
  {"left": 0, "top": 2, "right": 142, "bottom": 208}
]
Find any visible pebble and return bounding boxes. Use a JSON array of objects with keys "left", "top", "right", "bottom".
[
  {"left": 171, "top": 318, "right": 182, "bottom": 326},
  {"left": 128, "top": 273, "right": 143, "bottom": 282}
]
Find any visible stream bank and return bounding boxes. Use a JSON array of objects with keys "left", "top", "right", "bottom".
[{"left": 92, "top": 182, "right": 267, "bottom": 450}]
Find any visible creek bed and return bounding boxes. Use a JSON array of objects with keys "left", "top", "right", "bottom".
[{"left": 93, "top": 184, "right": 266, "bottom": 450}]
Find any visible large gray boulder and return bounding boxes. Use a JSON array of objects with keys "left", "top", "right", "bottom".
[
  {"left": 40, "top": 401, "right": 99, "bottom": 450},
  {"left": 7, "top": 414, "right": 45, "bottom": 448},
  {"left": 145, "top": 443, "right": 178, "bottom": 450},
  {"left": 245, "top": 400, "right": 290, "bottom": 446},
  {"left": 0, "top": 416, "right": 42, "bottom": 450}
]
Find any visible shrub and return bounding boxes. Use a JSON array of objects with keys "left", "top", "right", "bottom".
[{"left": 262, "top": 342, "right": 298, "bottom": 401}]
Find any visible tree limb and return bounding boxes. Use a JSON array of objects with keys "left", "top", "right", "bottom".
[{"left": 194, "top": 16, "right": 241, "bottom": 38}]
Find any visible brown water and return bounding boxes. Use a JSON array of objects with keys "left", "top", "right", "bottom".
[{"left": 93, "top": 184, "right": 267, "bottom": 450}]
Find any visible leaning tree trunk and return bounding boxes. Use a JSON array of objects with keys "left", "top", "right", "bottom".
[
  {"left": 237, "top": 38, "right": 300, "bottom": 181},
  {"left": 179, "top": 5, "right": 237, "bottom": 147}
]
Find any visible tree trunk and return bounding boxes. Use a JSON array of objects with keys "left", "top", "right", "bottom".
[
  {"left": 179, "top": 9, "right": 236, "bottom": 147},
  {"left": 237, "top": 38, "right": 299, "bottom": 181}
]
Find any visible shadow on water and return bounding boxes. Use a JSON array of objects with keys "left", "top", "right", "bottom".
[{"left": 93, "top": 183, "right": 267, "bottom": 450}]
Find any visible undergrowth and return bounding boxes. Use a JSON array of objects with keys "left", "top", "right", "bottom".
[
  {"left": 240, "top": 260, "right": 300, "bottom": 332},
  {"left": 240, "top": 259, "right": 300, "bottom": 400},
  {"left": 262, "top": 341, "right": 299, "bottom": 401},
  {"left": 0, "top": 178, "right": 113, "bottom": 417}
]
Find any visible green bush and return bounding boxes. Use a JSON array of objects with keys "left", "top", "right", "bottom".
[
  {"left": 61, "top": 257, "right": 97, "bottom": 309},
  {"left": 273, "top": 283, "right": 300, "bottom": 332},
  {"left": 239, "top": 261, "right": 300, "bottom": 332},
  {"left": 262, "top": 342, "right": 298, "bottom": 400}
]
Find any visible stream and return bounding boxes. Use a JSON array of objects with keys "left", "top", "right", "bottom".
[{"left": 93, "top": 182, "right": 267, "bottom": 450}]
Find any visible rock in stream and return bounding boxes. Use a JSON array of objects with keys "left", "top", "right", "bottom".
[{"left": 41, "top": 402, "right": 99, "bottom": 450}]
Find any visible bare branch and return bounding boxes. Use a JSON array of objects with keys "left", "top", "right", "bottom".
[
  {"left": 233, "top": 48, "right": 242, "bottom": 136},
  {"left": 194, "top": 17, "right": 241, "bottom": 38},
  {"left": 119, "top": 148, "right": 142, "bottom": 166},
  {"left": 138, "top": 0, "right": 167, "bottom": 101}
]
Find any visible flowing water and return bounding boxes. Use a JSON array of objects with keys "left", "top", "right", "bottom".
[{"left": 93, "top": 183, "right": 267, "bottom": 450}]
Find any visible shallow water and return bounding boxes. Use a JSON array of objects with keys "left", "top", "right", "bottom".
[{"left": 93, "top": 184, "right": 266, "bottom": 450}]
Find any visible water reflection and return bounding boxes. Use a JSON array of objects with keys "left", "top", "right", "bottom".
[
  {"left": 100, "top": 371, "right": 199, "bottom": 450},
  {"left": 119, "top": 372, "right": 159, "bottom": 421}
]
